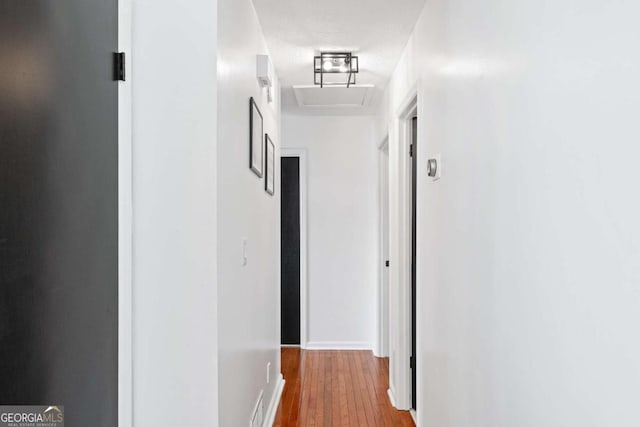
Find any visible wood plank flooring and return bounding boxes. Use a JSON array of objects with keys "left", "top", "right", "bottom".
[{"left": 274, "top": 348, "right": 415, "bottom": 427}]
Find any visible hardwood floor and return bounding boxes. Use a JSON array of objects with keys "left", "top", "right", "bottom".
[{"left": 273, "top": 348, "right": 415, "bottom": 427}]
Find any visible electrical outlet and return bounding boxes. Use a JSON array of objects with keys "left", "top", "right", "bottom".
[{"left": 266, "top": 362, "right": 271, "bottom": 384}]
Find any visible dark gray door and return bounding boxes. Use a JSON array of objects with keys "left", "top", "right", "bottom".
[
  {"left": 281, "top": 157, "right": 301, "bottom": 345},
  {"left": 0, "top": 1, "right": 119, "bottom": 425}
]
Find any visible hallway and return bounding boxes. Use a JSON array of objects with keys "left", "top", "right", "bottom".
[
  {"left": 2, "top": 0, "right": 640, "bottom": 425},
  {"left": 274, "top": 348, "right": 414, "bottom": 426}
]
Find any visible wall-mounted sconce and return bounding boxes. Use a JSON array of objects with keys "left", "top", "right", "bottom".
[
  {"left": 257, "top": 54, "right": 274, "bottom": 103},
  {"left": 314, "top": 52, "right": 359, "bottom": 88}
]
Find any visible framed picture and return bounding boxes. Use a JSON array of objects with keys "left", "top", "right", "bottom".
[
  {"left": 249, "top": 97, "right": 264, "bottom": 177},
  {"left": 265, "top": 134, "right": 275, "bottom": 195}
]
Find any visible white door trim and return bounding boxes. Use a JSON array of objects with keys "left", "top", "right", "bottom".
[
  {"left": 118, "top": 1, "right": 133, "bottom": 426},
  {"left": 388, "top": 82, "right": 419, "bottom": 411},
  {"left": 280, "top": 148, "right": 309, "bottom": 349}
]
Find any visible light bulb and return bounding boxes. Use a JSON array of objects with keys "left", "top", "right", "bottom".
[{"left": 322, "top": 60, "right": 333, "bottom": 72}]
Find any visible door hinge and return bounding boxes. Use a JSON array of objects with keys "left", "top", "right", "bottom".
[
  {"left": 385, "top": 260, "right": 390, "bottom": 267},
  {"left": 410, "top": 356, "right": 414, "bottom": 369},
  {"left": 114, "top": 52, "right": 126, "bottom": 81},
  {"left": 409, "top": 144, "right": 413, "bottom": 157}
]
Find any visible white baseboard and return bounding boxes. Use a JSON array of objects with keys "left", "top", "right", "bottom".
[
  {"left": 410, "top": 409, "right": 417, "bottom": 424},
  {"left": 263, "top": 374, "right": 285, "bottom": 427},
  {"left": 373, "top": 348, "right": 389, "bottom": 358},
  {"left": 388, "top": 388, "right": 413, "bottom": 417},
  {"left": 305, "top": 341, "right": 373, "bottom": 350},
  {"left": 387, "top": 387, "right": 397, "bottom": 408}
]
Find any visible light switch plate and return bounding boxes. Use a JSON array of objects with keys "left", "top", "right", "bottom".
[{"left": 266, "top": 362, "right": 271, "bottom": 384}]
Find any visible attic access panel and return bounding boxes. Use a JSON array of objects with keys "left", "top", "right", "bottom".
[{"left": 292, "top": 84, "right": 375, "bottom": 108}]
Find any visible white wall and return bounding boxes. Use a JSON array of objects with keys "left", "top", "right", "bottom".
[
  {"left": 282, "top": 114, "right": 377, "bottom": 349},
  {"left": 217, "top": 0, "right": 282, "bottom": 425},
  {"left": 381, "top": 0, "right": 640, "bottom": 425},
  {"left": 132, "top": 0, "right": 218, "bottom": 425}
]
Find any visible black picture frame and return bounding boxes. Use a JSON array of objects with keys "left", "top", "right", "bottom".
[
  {"left": 265, "top": 134, "right": 275, "bottom": 195},
  {"left": 249, "top": 97, "right": 264, "bottom": 177}
]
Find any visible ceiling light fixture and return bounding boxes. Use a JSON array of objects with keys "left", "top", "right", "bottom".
[{"left": 314, "top": 52, "right": 359, "bottom": 88}]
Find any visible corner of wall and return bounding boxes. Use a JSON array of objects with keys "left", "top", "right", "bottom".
[{"left": 216, "top": 0, "right": 282, "bottom": 425}]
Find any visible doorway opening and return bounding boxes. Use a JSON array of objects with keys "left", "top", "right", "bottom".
[
  {"left": 410, "top": 116, "right": 418, "bottom": 412},
  {"left": 280, "top": 149, "right": 308, "bottom": 348},
  {"left": 377, "top": 137, "right": 390, "bottom": 358}
]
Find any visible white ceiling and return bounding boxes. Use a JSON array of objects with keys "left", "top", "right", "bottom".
[{"left": 252, "top": 0, "right": 427, "bottom": 114}]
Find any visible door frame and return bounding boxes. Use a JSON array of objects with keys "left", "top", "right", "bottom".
[
  {"left": 280, "top": 148, "right": 308, "bottom": 349},
  {"left": 118, "top": 1, "right": 133, "bottom": 426},
  {"left": 410, "top": 116, "right": 418, "bottom": 414},
  {"left": 388, "top": 83, "right": 419, "bottom": 412}
]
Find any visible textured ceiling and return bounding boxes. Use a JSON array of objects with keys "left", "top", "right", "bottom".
[{"left": 252, "top": 0, "right": 427, "bottom": 114}]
